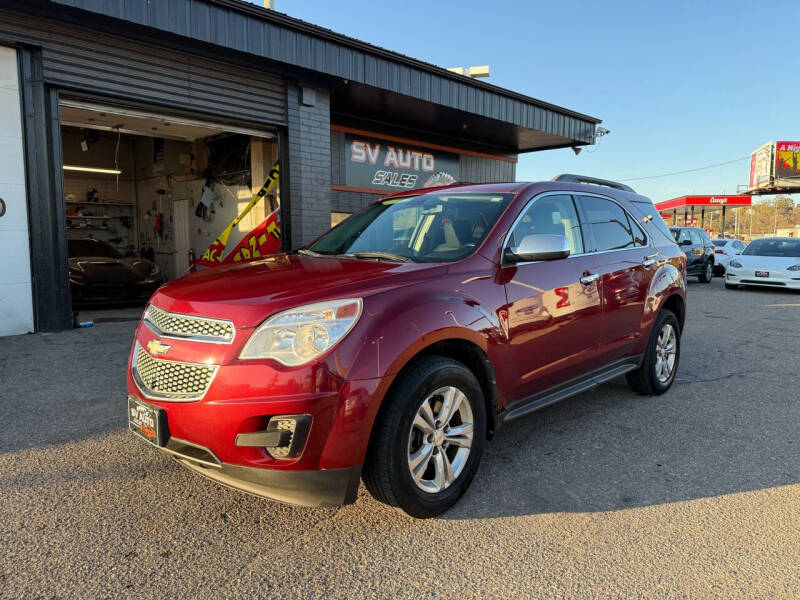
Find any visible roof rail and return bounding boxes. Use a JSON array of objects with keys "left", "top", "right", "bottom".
[{"left": 551, "top": 174, "right": 635, "bottom": 193}]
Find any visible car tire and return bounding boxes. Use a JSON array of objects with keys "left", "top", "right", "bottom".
[
  {"left": 626, "top": 309, "right": 681, "bottom": 396},
  {"left": 698, "top": 261, "right": 713, "bottom": 283},
  {"left": 362, "top": 356, "right": 486, "bottom": 518}
]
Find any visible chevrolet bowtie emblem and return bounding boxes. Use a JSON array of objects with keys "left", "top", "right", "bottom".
[{"left": 147, "top": 339, "right": 171, "bottom": 357}]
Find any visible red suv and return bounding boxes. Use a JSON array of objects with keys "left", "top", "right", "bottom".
[{"left": 128, "top": 175, "right": 686, "bottom": 518}]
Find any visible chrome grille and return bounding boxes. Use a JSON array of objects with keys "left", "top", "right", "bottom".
[
  {"left": 144, "top": 304, "right": 234, "bottom": 343},
  {"left": 132, "top": 343, "right": 217, "bottom": 401}
]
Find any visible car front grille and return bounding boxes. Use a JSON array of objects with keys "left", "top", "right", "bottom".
[
  {"left": 144, "top": 304, "right": 234, "bottom": 343},
  {"left": 132, "top": 343, "right": 218, "bottom": 401}
]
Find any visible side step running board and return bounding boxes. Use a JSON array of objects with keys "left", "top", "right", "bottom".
[{"left": 500, "top": 359, "right": 639, "bottom": 424}]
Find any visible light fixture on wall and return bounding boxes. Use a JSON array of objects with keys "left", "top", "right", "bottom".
[{"left": 63, "top": 165, "right": 122, "bottom": 175}]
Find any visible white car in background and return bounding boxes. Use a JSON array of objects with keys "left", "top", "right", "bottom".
[
  {"left": 712, "top": 238, "right": 746, "bottom": 276},
  {"left": 726, "top": 238, "right": 800, "bottom": 290}
]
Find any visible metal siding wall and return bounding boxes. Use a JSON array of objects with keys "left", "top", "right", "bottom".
[
  {"left": 48, "top": 0, "right": 596, "bottom": 143},
  {"left": 460, "top": 155, "right": 516, "bottom": 183},
  {"left": 0, "top": 10, "right": 286, "bottom": 126}
]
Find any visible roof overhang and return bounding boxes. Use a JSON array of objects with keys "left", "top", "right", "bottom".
[
  {"left": 43, "top": 0, "right": 601, "bottom": 154},
  {"left": 655, "top": 195, "right": 752, "bottom": 212}
]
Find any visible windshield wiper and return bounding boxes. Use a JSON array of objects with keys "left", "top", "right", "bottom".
[
  {"left": 296, "top": 248, "right": 324, "bottom": 257},
  {"left": 342, "top": 251, "right": 411, "bottom": 263}
]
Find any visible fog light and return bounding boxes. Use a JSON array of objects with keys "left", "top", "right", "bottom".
[{"left": 234, "top": 414, "right": 311, "bottom": 460}]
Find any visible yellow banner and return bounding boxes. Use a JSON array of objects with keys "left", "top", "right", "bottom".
[{"left": 197, "top": 162, "right": 280, "bottom": 266}]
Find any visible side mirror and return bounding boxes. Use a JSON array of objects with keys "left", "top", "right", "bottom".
[
  {"left": 506, "top": 234, "right": 570, "bottom": 263},
  {"left": 680, "top": 239, "right": 692, "bottom": 246}
]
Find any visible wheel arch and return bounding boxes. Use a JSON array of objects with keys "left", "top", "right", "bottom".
[
  {"left": 368, "top": 337, "right": 500, "bottom": 456},
  {"left": 661, "top": 293, "right": 686, "bottom": 331}
]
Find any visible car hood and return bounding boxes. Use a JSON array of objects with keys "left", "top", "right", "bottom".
[
  {"left": 735, "top": 255, "right": 800, "bottom": 270},
  {"left": 69, "top": 256, "right": 156, "bottom": 283},
  {"left": 149, "top": 254, "right": 447, "bottom": 328}
]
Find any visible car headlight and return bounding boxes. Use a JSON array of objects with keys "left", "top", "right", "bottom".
[
  {"left": 788, "top": 264, "right": 800, "bottom": 272},
  {"left": 239, "top": 298, "right": 362, "bottom": 366},
  {"left": 729, "top": 259, "right": 743, "bottom": 268}
]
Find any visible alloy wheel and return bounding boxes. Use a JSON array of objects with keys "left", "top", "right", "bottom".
[
  {"left": 407, "top": 386, "right": 474, "bottom": 494},
  {"left": 654, "top": 323, "right": 677, "bottom": 383}
]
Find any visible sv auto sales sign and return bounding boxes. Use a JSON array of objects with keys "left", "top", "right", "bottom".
[{"left": 344, "top": 133, "right": 460, "bottom": 191}]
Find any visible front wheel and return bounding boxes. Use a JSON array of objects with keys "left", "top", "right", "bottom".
[
  {"left": 626, "top": 310, "right": 681, "bottom": 395},
  {"left": 698, "top": 261, "right": 713, "bottom": 283},
  {"left": 362, "top": 356, "right": 486, "bottom": 518}
]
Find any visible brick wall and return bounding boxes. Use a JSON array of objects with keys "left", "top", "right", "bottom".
[{"left": 286, "top": 83, "right": 332, "bottom": 246}]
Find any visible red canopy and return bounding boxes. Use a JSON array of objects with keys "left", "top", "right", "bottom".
[{"left": 655, "top": 195, "right": 751, "bottom": 212}]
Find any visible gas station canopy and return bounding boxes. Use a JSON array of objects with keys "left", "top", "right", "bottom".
[{"left": 655, "top": 195, "right": 752, "bottom": 235}]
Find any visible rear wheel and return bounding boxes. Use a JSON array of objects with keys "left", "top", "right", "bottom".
[
  {"left": 698, "top": 261, "right": 713, "bottom": 283},
  {"left": 626, "top": 310, "right": 681, "bottom": 395},
  {"left": 362, "top": 356, "right": 486, "bottom": 518}
]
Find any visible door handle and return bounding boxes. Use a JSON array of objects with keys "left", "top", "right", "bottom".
[
  {"left": 580, "top": 273, "right": 600, "bottom": 286},
  {"left": 642, "top": 252, "right": 659, "bottom": 267}
]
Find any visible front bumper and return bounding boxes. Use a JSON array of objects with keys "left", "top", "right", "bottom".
[
  {"left": 173, "top": 455, "right": 361, "bottom": 507},
  {"left": 726, "top": 270, "right": 800, "bottom": 289},
  {"left": 71, "top": 279, "right": 161, "bottom": 305}
]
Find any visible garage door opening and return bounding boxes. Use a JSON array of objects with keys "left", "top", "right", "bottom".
[{"left": 58, "top": 101, "right": 279, "bottom": 323}]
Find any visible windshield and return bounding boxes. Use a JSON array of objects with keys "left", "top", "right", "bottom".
[
  {"left": 743, "top": 238, "right": 800, "bottom": 258},
  {"left": 669, "top": 228, "right": 680, "bottom": 241},
  {"left": 68, "top": 238, "right": 121, "bottom": 259},
  {"left": 306, "top": 192, "right": 515, "bottom": 262}
]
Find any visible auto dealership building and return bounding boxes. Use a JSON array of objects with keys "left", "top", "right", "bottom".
[{"left": 0, "top": 0, "right": 601, "bottom": 336}]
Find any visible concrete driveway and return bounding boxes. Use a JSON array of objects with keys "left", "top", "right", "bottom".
[{"left": 2, "top": 279, "right": 800, "bottom": 599}]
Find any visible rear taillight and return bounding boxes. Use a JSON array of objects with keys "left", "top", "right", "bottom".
[{"left": 715, "top": 249, "right": 728, "bottom": 255}]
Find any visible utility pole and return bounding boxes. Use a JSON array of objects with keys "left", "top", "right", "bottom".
[
  {"left": 748, "top": 208, "right": 754, "bottom": 240},
  {"left": 774, "top": 200, "right": 779, "bottom": 235}
]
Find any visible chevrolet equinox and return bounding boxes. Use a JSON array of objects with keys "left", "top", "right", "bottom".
[{"left": 128, "top": 175, "right": 686, "bottom": 518}]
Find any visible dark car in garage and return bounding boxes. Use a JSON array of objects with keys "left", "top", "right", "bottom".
[{"left": 68, "top": 237, "right": 164, "bottom": 306}]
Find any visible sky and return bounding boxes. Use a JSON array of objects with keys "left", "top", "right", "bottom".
[{"left": 254, "top": 0, "right": 798, "bottom": 204}]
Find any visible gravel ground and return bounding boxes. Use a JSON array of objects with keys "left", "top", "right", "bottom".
[{"left": 2, "top": 278, "right": 800, "bottom": 599}]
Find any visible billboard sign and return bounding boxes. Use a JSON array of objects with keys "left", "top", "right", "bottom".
[
  {"left": 344, "top": 133, "right": 460, "bottom": 192},
  {"left": 749, "top": 142, "right": 773, "bottom": 190},
  {"left": 775, "top": 141, "right": 800, "bottom": 182}
]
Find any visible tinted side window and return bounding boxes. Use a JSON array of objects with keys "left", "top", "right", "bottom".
[
  {"left": 508, "top": 194, "right": 584, "bottom": 255},
  {"left": 578, "top": 196, "right": 635, "bottom": 252}
]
